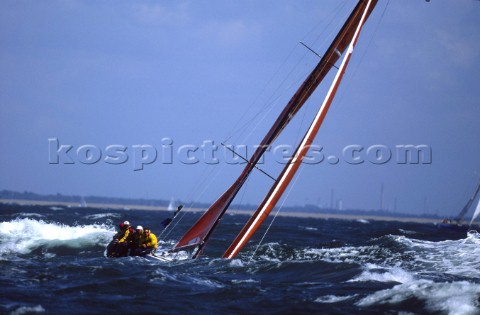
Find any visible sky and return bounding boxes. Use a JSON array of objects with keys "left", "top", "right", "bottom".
[{"left": 0, "top": 0, "right": 479, "bottom": 217}]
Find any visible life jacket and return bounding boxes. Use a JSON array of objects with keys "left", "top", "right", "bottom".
[
  {"left": 113, "top": 226, "right": 128, "bottom": 241},
  {"left": 144, "top": 232, "right": 158, "bottom": 249},
  {"left": 125, "top": 227, "right": 135, "bottom": 239},
  {"left": 133, "top": 231, "right": 158, "bottom": 249},
  {"left": 118, "top": 227, "right": 131, "bottom": 243},
  {"left": 133, "top": 232, "right": 144, "bottom": 248}
]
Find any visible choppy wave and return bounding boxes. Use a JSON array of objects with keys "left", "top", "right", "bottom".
[
  {"left": 315, "top": 294, "right": 358, "bottom": 303},
  {"left": 349, "top": 264, "right": 415, "bottom": 283},
  {"left": 392, "top": 230, "right": 480, "bottom": 279},
  {"left": 245, "top": 231, "right": 480, "bottom": 314},
  {"left": 357, "top": 280, "right": 480, "bottom": 315},
  {"left": 1, "top": 205, "right": 479, "bottom": 314},
  {"left": 0, "top": 218, "right": 115, "bottom": 257},
  {"left": 286, "top": 231, "right": 480, "bottom": 278},
  {"left": 83, "top": 213, "right": 121, "bottom": 220},
  {"left": 14, "top": 213, "right": 45, "bottom": 219},
  {"left": 10, "top": 304, "right": 45, "bottom": 315},
  {"left": 356, "top": 219, "right": 370, "bottom": 224}
]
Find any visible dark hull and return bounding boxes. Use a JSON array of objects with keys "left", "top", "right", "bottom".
[
  {"left": 437, "top": 223, "right": 469, "bottom": 232},
  {"left": 105, "top": 240, "right": 130, "bottom": 257}
]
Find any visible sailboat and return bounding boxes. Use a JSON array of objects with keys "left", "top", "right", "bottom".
[
  {"left": 167, "top": 197, "right": 175, "bottom": 212},
  {"left": 468, "top": 199, "right": 480, "bottom": 227},
  {"left": 79, "top": 196, "right": 87, "bottom": 208},
  {"left": 438, "top": 182, "right": 480, "bottom": 231},
  {"left": 148, "top": 0, "right": 380, "bottom": 261}
]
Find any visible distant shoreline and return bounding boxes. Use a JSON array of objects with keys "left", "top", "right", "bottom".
[{"left": 0, "top": 198, "right": 440, "bottom": 224}]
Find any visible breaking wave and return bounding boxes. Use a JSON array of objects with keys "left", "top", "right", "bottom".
[{"left": 0, "top": 218, "right": 115, "bottom": 257}]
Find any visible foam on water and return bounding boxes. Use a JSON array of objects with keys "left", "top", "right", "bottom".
[
  {"left": 231, "top": 279, "right": 259, "bottom": 285},
  {"left": 298, "top": 231, "right": 480, "bottom": 313},
  {"left": 357, "top": 280, "right": 480, "bottom": 315},
  {"left": 191, "top": 277, "right": 224, "bottom": 289},
  {"left": 300, "top": 231, "right": 480, "bottom": 280},
  {"left": 15, "top": 213, "right": 45, "bottom": 219},
  {"left": 84, "top": 213, "right": 121, "bottom": 220},
  {"left": 10, "top": 304, "right": 45, "bottom": 315},
  {"left": 356, "top": 219, "right": 370, "bottom": 224},
  {"left": 1, "top": 205, "right": 479, "bottom": 314},
  {"left": 398, "top": 228, "right": 417, "bottom": 235},
  {"left": 0, "top": 218, "right": 115, "bottom": 256},
  {"left": 391, "top": 230, "right": 480, "bottom": 279},
  {"left": 302, "top": 245, "right": 393, "bottom": 265},
  {"left": 349, "top": 264, "right": 415, "bottom": 284},
  {"left": 347, "top": 232, "right": 480, "bottom": 314},
  {"left": 229, "top": 259, "right": 245, "bottom": 268},
  {"left": 300, "top": 226, "right": 318, "bottom": 231},
  {"left": 315, "top": 294, "right": 358, "bottom": 303}
]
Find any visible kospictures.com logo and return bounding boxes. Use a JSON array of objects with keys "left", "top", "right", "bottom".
[{"left": 48, "top": 138, "right": 432, "bottom": 171}]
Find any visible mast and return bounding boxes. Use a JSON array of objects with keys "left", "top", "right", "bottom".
[
  {"left": 455, "top": 182, "right": 480, "bottom": 224},
  {"left": 172, "top": 0, "right": 378, "bottom": 258},
  {"left": 223, "top": 0, "right": 376, "bottom": 259}
]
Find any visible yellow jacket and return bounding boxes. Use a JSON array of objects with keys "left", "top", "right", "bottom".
[
  {"left": 114, "top": 227, "right": 130, "bottom": 243},
  {"left": 134, "top": 231, "right": 158, "bottom": 249},
  {"left": 144, "top": 232, "right": 158, "bottom": 249},
  {"left": 118, "top": 228, "right": 130, "bottom": 243}
]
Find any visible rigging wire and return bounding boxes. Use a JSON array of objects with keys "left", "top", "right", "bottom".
[
  {"left": 245, "top": 1, "right": 371, "bottom": 261},
  {"left": 268, "top": 1, "right": 359, "bottom": 166},
  {"left": 163, "top": 2, "right": 368, "bottom": 249},
  {"left": 232, "top": 172, "right": 251, "bottom": 215},
  {"left": 159, "top": 160, "right": 229, "bottom": 241},
  {"left": 222, "top": 43, "right": 299, "bottom": 143},
  {"left": 224, "top": 48, "right": 312, "bottom": 146},
  {"left": 332, "top": 0, "right": 390, "bottom": 110},
  {"left": 352, "top": 0, "right": 390, "bottom": 73},
  {"left": 224, "top": 0, "right": 351, "bottom": 147},
  {"left": 175, "top": 5, "right": 353, "bottom": 233},
  {"left": 248, "top": 164, "right": 306, "bottom": 263},
  {"left": 302, "top": 0, "right": 349, "bottom": 45}
]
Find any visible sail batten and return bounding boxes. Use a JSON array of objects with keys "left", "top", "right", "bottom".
[
  {"left": 172, "top": 0, "right": 378, "bottom": 258},
  {"left": 223, "top": 0, "right": 376, "bottom": 259}
]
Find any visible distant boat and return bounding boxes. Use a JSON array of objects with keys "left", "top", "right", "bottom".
[
  {"left": 162, "top": 0, "right": 379, "bottom": 260},
  {"left": 168, "top": 197, "right": 175, "bottom": 211},
  {"left": 79, "top": 196, "right": 87, "bottom": 208},
  {"left": 438, "top": 182, "right": 480, "bottom": 231}
]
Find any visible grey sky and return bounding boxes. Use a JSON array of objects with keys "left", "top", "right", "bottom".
[{"left": 1, "top": 1, "right": 479, "bottom": 216}]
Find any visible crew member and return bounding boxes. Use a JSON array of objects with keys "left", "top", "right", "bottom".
[
  {"left": 132, "top": 226, "right": 158, "bottom": 256},
  {"left": 113, "top": 221, "right": 131, "bottom": 242},
  {"left": 161, "top": 205, "right": 183, "bottom": 228},
  {"left": 108, "top": 221, "right": 131, "bottom": 257}
]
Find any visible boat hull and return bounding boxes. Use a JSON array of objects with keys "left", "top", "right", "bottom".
[{"left": 437, "top": 223, "right": 469, "bottom": 232}]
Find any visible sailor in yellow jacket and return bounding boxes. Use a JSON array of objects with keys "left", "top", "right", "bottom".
[
  {"left": 107, "top": 221, "right": 131, "bottom": 257},
  {"left": 114, "top": 221, "right": 131, "bottom": 243},
  {"left": 132, "top": 226, "right": 158, "bottom": 256}
]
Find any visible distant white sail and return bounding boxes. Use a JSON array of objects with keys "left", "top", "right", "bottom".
[
  {"left": 168, "top": 197, "right": 175, "bottom": 211},
  {"left": 80, "top": 196, "right": 87, "bottom": 208},
  {"left": 469, "top": 199, "right": 480, "bottom": 226}
]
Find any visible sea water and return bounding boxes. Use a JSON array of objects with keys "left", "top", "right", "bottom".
[{"left": 1, "top": 204, "right": 479, "bottom": 314}]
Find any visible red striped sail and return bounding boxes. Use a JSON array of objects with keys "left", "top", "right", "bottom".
[
  {"left": 172, "top": 0, "right": 378, "bottom": 258},
  {"left": 223, "top": 0, "right": 378, "bottom": 259}
]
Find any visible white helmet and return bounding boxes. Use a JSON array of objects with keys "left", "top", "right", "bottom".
[
  {"left": 136, "top": 225, "right": 143, "bottom": 230},
  {"left": 123, "top": 221, "right": 130, "bottom": 225}
]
